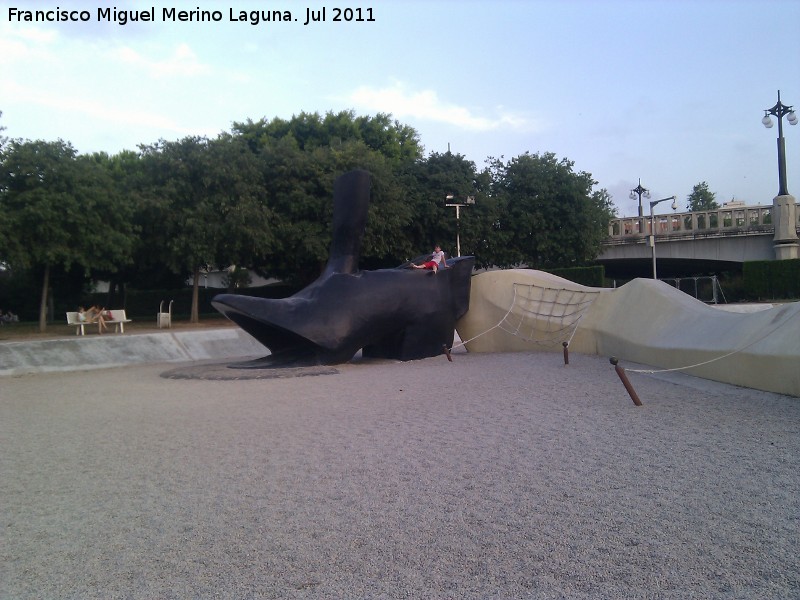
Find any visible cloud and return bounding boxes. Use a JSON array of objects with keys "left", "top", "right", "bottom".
[
  {"left": 112, "top": 42, "right": 211, "bottom": 78},
  {"left": 347, "top": 82, "right": 538, "bottom": 132},
  {"left": 4, "top": 80, "right": 199, "bottom": 137},
  {"left": 0, "top": 23, "right": 210, "bottom": 81},
  {"left": 0, "top": 24, "right": 59, "bottom": 64},
  {"left": 9, "top": 26, "right": 59, "bottom": 44}
]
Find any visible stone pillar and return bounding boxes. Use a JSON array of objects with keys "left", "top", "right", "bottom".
[{"left": 773, "top": 194, "right": 799, "bottom": 260}]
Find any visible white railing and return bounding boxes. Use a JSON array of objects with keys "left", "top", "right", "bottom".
[{"left": 605, "top": 205, "right": 781, "bottom": 243}]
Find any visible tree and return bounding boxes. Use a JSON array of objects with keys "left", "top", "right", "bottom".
[
  {"left": 206, "top": 132, "right": 276, "bottom": 272},
  {"left": 0, "top": 139, "right": 135, "bottom": 331},
  {"left": 403, "top": 151, "right": 484, "bottom": 261},
  {"left": 0, "top": 110, "right": 7, "bottom": 149},
  {"left": 243, "top": 134, "right": 331, "bottom": 283},
  {"left": 228, "top": 114, "right": 423, "bottom": 283},
  {"left": 353, "top": 112, "right": 422, "bottom": 164},
  {"left": 139, "top": 134, "right": 274, "bottom": 322},
  {"left": 111, "top": 150, "right": 173, "bottom": 290},
  {"left": 244, "top": 135, "right": 413, "bottom": 284},
  {"left": 232, "top": 110, "right": 424, "bottom": 164},
  {"left": 686, "top": 181, "right": 719, "bottom": 211},
  {"left": 326, "top": 139, "right": 414, "bottom": 269},
  {"left": 138, "top": 137, "right": 216, "bottom": 321},
  {"left": 486, "top": 152, "right": 615, "bottom": 269},
  {"left": 0, "top": 112, "right": 7, "bottom": 258}
]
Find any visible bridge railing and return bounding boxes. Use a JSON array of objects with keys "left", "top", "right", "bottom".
[{"left": 605, "top": 205, "right": 777, "bottom": 244}]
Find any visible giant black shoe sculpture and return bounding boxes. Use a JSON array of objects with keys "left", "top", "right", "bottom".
[{"left": 212, "top": 169, "right": 475, "bottom": 368}]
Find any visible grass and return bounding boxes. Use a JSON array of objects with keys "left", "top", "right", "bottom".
[{"left": 0, "top": 315, "right": 236, "bottom": 343}]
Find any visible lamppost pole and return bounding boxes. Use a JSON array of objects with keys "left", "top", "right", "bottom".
[
  {"left": 649, "top": 195, "right": 677, "bottom": 280},
  {"left": 762, "top": 90, "right": 797, "bottom": 197},
  {"left": 762, "top": 90, "right": 799, "bottom": 260},
  {"left": 445, "top": 194, "right": 475, "bottom": 257},
  {"left": 629, "top": 179, "right": 650, "bottom": 235}
]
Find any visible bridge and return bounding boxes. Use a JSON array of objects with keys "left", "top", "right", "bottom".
[{"left": 597, "top": 200, "right": 800, "bottom": 279}]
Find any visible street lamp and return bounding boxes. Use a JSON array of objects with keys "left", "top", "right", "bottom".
[
  {"left": 445, "top": 194, "right": 475, "bottom": 257},
  {"left": 762, "top": 90, "right": 797, "bottom": 197},
  {"left": 629, "top": 179, "right": 650, "bottom": 234},
  {"left": 649, "top": 195, "right": 677, "bottom": 280}
]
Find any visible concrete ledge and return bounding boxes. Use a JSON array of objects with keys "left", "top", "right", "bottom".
[{"left": 0, "top": 329, "right": 266, "bottom": 377}]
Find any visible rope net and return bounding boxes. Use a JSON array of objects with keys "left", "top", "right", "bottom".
[
  {"left": 501, "top": 283, "right": 602, "bottom": 346},
  {"left": 455, "top": 283, "right": 602, "bottom": 350}
]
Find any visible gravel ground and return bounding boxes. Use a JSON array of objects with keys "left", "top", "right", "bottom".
[{"left": 1, "top": 351, "right": 798, "bottom": 599}]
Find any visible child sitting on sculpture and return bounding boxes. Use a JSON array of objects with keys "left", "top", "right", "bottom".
[{"left": 411, "top": 244, "right": 447, "bottom": 273}]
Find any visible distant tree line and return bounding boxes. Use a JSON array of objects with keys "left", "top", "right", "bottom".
[{"left": 0, "top": 110, "right": 616, "bottom": 331}]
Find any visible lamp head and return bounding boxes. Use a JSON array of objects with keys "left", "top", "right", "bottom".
[
  {"left": 671, "top": 199, "right": 678, "bottom": 211},
  {"left": 762, "top": 114, "right": 774, "bottom": 128},
  {"left": 788, "top": 111, "right": 798, "bottom": 126}
]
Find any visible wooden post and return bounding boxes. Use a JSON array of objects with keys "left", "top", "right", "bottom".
[{"left": 610, "top": 357, "right": 643, "bottom": 406}]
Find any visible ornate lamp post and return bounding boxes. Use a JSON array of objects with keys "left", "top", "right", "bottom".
[
  {"left": 762, "top": 90, "right": 799, "bottom": 260},
  {"left": 649, "top": 195, "right": 677, "bottom": 280},
  {"left": 762, "top": 90, "right": 797, "bottom": 196},
  {"left": 445, "top": 194, "right": 475, "bottom": 257},
  {"left": 629, "top": 179, "right": 650, "bottom": 234}
]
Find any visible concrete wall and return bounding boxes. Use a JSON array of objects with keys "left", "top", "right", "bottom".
[{"left": 0, "top": 329, "right": 266, "bottom": 377}]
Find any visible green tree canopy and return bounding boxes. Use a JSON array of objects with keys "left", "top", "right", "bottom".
[
  {"left": 0, "top": 110, "right": 7, "bottom": 149},
  {"left": 686, "top": 181, "right": 719, "bottom": 211},
  {"left": 232, "top": 110, "right": 423, "bottom": 164},
  {"left": 486, "top": 152, "right": 615, "bottom": 269},
  {"left": 0, "top": 139, "right": 135, "bottom": 330},
  {"left": 138, "top": 134, "right": 275, "bottom": 321},
  {"left": 245, "top": 135, "right": 414, "bottom": 283},
  {"left": 402, "top": 151, "right": 485, "bottom": 262}
]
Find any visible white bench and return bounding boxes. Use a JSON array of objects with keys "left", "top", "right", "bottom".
[{"left": 65, "top": 309, "right": 132, "bottom": 335}]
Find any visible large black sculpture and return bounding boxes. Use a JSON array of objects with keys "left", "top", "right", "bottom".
[{"left": 212, "top": 169, "right": 475, "bottom": 368}]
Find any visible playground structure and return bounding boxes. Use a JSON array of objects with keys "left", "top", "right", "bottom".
[{"left": 456, "top": 269, "right": 800, "bottom": 397}]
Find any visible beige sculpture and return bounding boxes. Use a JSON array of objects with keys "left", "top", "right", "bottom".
[{"left": 456, "top": 270, "right": 800, "bottom": 397}]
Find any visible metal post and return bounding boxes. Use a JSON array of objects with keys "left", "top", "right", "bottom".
[
  {"left": 455, "top": 204, "right": 461, "bottom": 257},
  {"left": 650, "top": 203, "right": 657, "bottom": 279},
  {"left": 649, "top": 196, "right": 677, "bottom": 280},
  {"left": 446, "top": 195, "right": 475, "bottom": 258},
  {"left": 630, "top": 180, "right": 650, "bottom": 236},
  {"left": 763, "top": 90, "right": 797, "bottom": 197},
  {"left": 777, "top": 131, "right": 788, "bottom": 197}
]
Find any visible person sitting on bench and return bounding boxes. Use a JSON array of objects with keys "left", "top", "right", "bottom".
[{"left": 78, "top": 305, "right": 109, "bottom": 333}]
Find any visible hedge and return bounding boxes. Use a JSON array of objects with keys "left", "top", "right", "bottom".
[
  {"left": 545, "top": 265, "right": 607, "bottom": 288},
  {"left": 743, "top": 258, "right": 800, "bottom": 300}
]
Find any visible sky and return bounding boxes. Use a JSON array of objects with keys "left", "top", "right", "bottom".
[{"left": 1, "top": 0, "right": 799, "bottom": 217}]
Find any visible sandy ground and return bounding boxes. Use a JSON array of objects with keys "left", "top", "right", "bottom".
[{"left": 1, "top": 351, "right": 798, "bottom": 599}]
